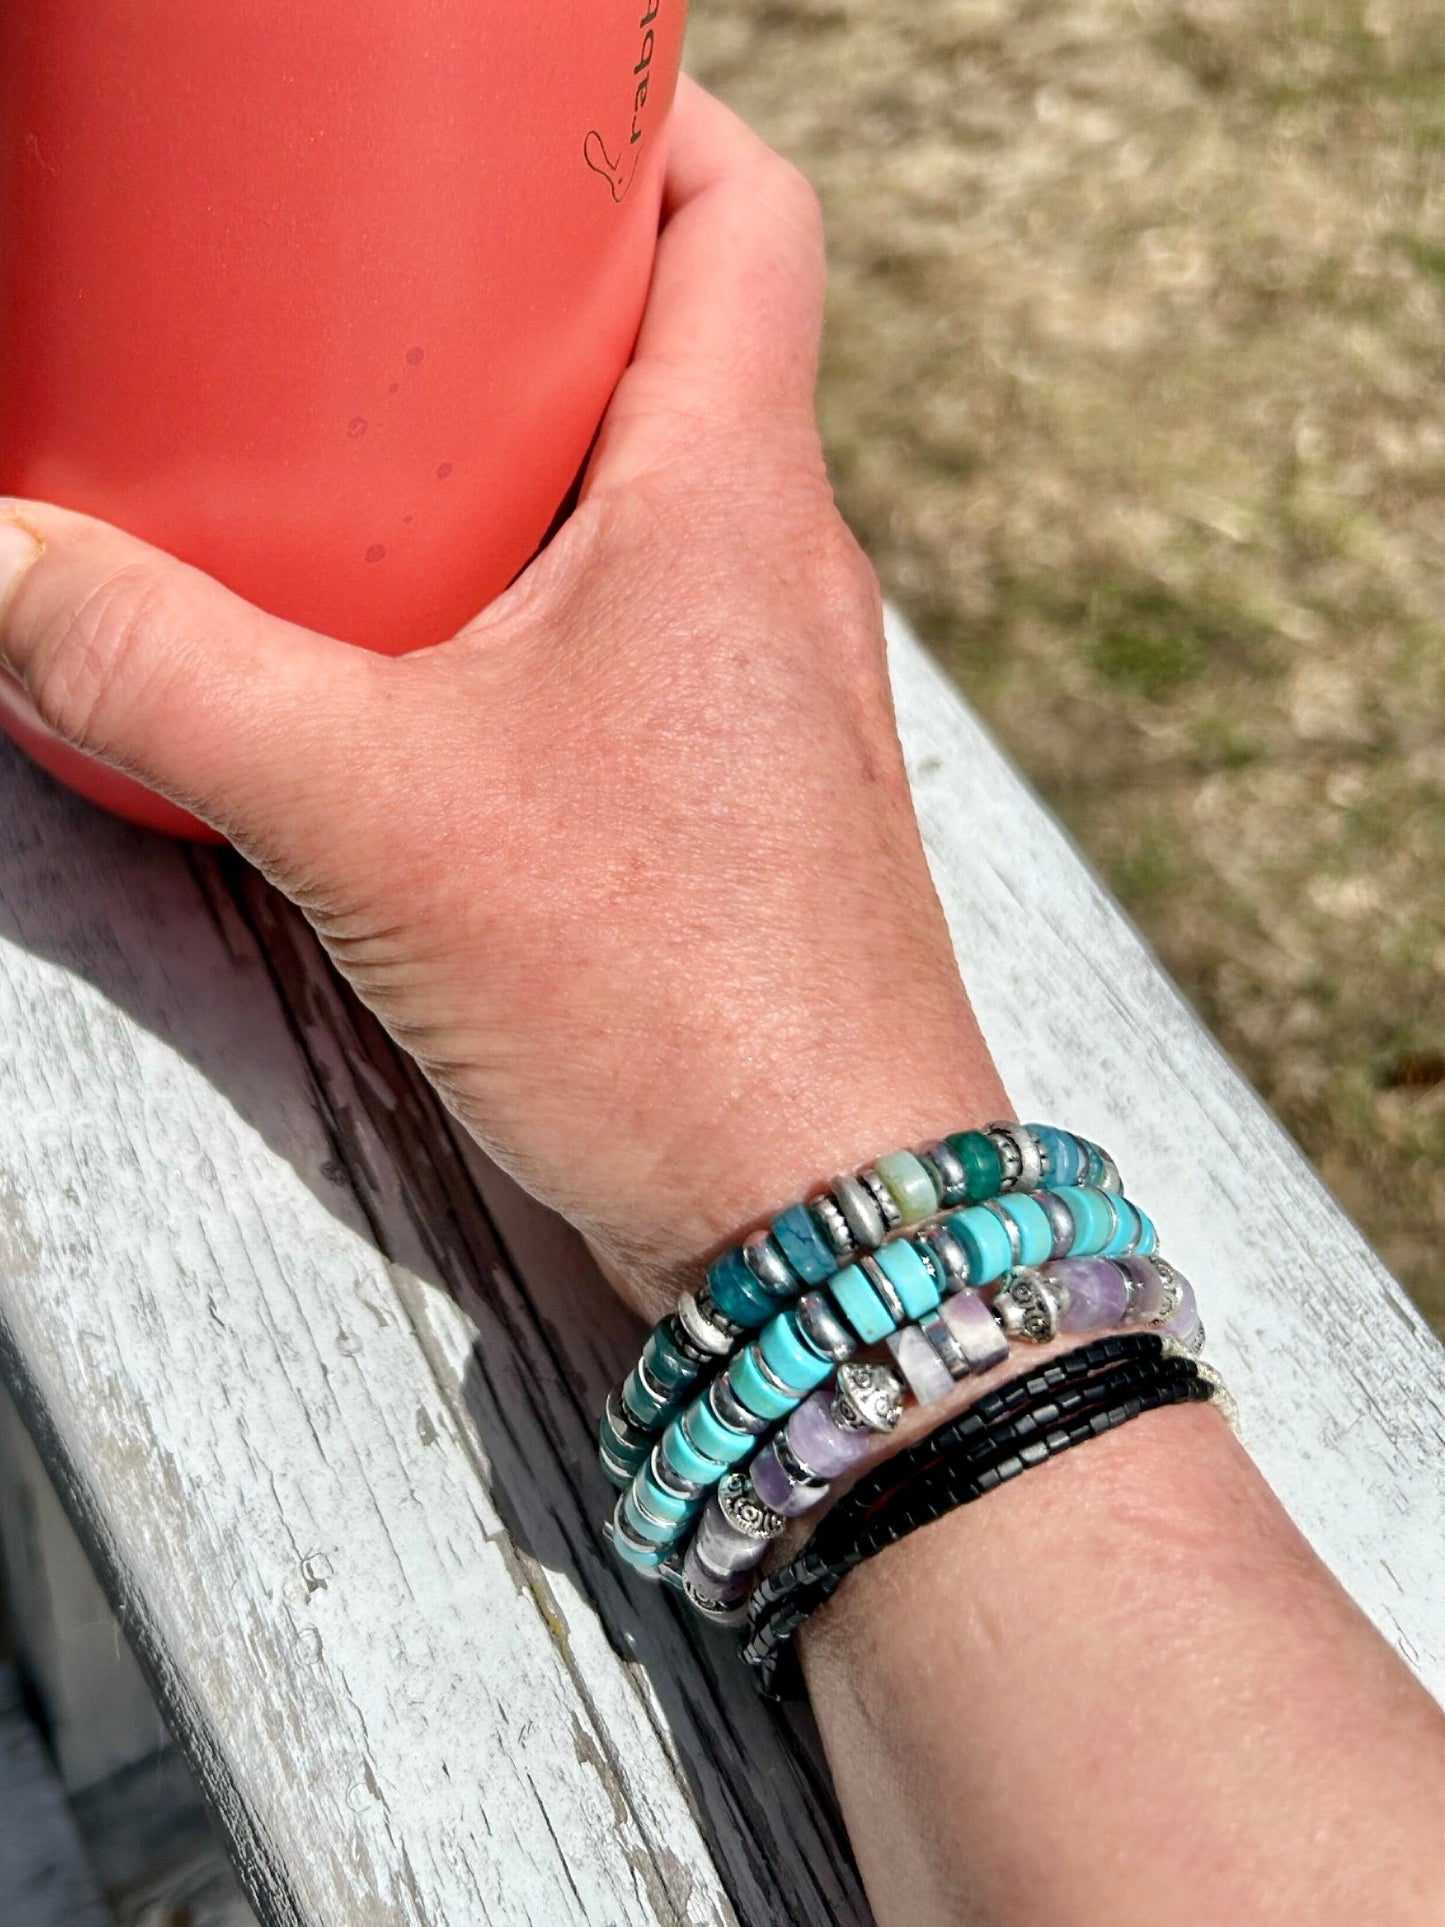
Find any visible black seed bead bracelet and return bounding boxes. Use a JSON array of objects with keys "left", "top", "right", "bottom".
[{"left": 743, "top": 1335, "right": 1220, "bottom": 1699}]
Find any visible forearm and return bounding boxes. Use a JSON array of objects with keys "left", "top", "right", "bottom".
[{"left": 802, "top": 1400, "right": 1445, "bottom": 1927}]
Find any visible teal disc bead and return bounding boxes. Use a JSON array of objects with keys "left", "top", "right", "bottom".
[
  {"left": 828, "top": 1261, "right": 894, "bottom": 1345},
  {"left": 642, "top": 1322, "right": 704, "bottom": 1398},
  {"left": 771, "top": 1203, "right": 836, "bottom": 1285},
  {"left": 623, "top": 1487, "right": 682, "bottom": 1546},
  {"left": 995, "top": 1193, "right": 1054, "bottom": 1268},
  {"left": 1101, "top": 1196, "right": 1141, "bottom": 1259},
  {"left": 609, "top": 1510, "right": 669, "bottom": 1572},
  {"left": 659, "top": 1414, "right": 727, "bottom": 1489},
  {"left": 874, "top": 1239, "right": 941, "bottom": 1320},
  {"left": 1027, "top": 1125, "right": 1084, "bottom": 1187},
  {"left": 1051, "top": 1185, "right": 1113, "bottom": 1258},
  {"left": 1133, "top": 1207, "right": 1159, "bottom": 1258},
  {"left": 944, "top": 1131, "right": 1005, "bottom": 1202},
  {"left": 621, "top": 1362, "right": 673, "bottom": 1429},
  {"left": 759, "top": 1310, "right": 834, "bottom": 1394},
  {"left": 949, "top": 1204, "right": 1015, "bottom": 1285},
  {"left": 728, "top": 1346, "right": 800, "bottom": 1423},
  {"left": 874, "top": 1150, "right": 940, "bottom": 1226},
  {"left": 631, "top": 1469, "right": 701, "bottom": 1530},
  {"left": 706, "top": 1247, "right": 775, "bottom": 1328},
  {"left": 681, "top": 1394, "right": 756, "bottom": 1468}
]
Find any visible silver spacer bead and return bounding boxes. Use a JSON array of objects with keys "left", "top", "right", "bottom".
[
  {"left": 628, "top": 1482, "right": 678, "bottom": 1532},
  {"left": 925, "top": 1139, "right": 970, "bottom": 1207},
  {"left": 1088, "top": 1142, "right": 1123, "bottom": 1194},
  {"left": 676, "top": 1291, "right": 737, "bottom": 1358},
  {"left": 709, "top": 1375, "right": 771, "bottom": 1439},
  {"left": 830, "top": 1173, "right": 887, "bottom": 1252},
  {"left": 606, "top": 1511, "right": 666, "bottom": 1582},
  {"left": 993, "top": 1269, "right": 1063, "bottom": 1344},
  {"left": 831, "top": 1361, "right": 905, "bottom": 1434},
  {"left": 811, "top": 1193, "right": 855, "bottom": 1260},
  {"left": 986, "top": 1121, "right": 1044, "bottom": 1194},
  {"left": 1036, "top": 1189, "right": 1077, "bottom": 1260},
  {"left": 859, "top": 1253, "right": 907, "bottom": 1328},
  {"left": 743, "top": 1232, "right": 797, "bottom": 1298},
  {"left": 774, "top": 1431, "right": 831, "bottom": 1492},
  {"left": 651, "top": 1441, "right": 708, "bottom": 1502},
  {"left": 748, "top": 1343, "right": 805, "bottom": 1401},
  {"left": 599, "top": 1436, "right": 638, "bottom": 1486},
  {"left": 858, "top": 1167, "right": 903, "bottom": 1231},
  {"left": 981, "top": 1198, "right": 1024, "bottom": 1268},
  {"left": 918, "top": 1307, "right": 970, "bottom": 1381},
  {"left": 634, "top": 1353, "right": 670, "bottom": 1407},
  {"left": 717, "top": 1472, "right": 787, "bottom": 1541},
  {"left": 924, "top": 1223, "right": 973, "bottom": 1291},
  {"left": 795, "top": 1291, "right": 857, "bottom": 1364}
]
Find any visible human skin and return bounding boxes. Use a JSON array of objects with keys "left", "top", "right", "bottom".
[{"left": 0, "top": 77, "right": 1440, "bottom": 1927}]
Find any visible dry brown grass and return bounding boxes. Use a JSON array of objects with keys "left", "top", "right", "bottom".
[{"left": 688, "top": 0, "right": 1445, "bottom": 1326}]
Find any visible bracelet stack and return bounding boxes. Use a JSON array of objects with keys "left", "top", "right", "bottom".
[{"left": 597, "top": 1118, "right": 1220, "bottom": 1682}]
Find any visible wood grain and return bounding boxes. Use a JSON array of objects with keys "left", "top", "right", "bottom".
[{"left": 0, "top": 612, "right": 1440, "bottom": 1926}]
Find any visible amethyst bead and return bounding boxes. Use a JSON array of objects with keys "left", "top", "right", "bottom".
[
  {"left": 1118, "top": 1256, "right": 1167, "bottom": 1324},
  {"left": 749, "top": 1440, "right": 826, "bottom": 1517},
  {"left": 682, "top": 1542, "right": 752, "bottom": 1606},
  {"left": 692, "top": 1495, "right": 771, "bottom": 1578},
  {"left": 1047, "top": 1257, "right": 1131, "bottom": 1332},
  {"left": 787, "top": 1389, "right": 873, "bottom": 1480}
]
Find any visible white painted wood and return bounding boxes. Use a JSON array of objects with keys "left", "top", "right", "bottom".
[
  {"left": 0, "top": 1384, "right": 169, "bottom": 1789},
  {"left": 888, "top": 611, "right": 1445, "bottom": 1690},
  {"left": 0, "top": 1667, "right": 111, "bottom": 1927},
  {"left": 0, "top": 607, "right": 1439, "bottom": 1927}
]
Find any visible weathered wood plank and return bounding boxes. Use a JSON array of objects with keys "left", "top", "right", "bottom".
[{"left": 0, "top": 1667, "right": 111, "bottom": 1927}]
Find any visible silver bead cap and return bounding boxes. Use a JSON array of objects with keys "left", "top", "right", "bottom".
[
  {"left": 832, "top": 1361, "right": 905, "bottom": 1434},
  {"left": 717, "top": 1472, "right": 787, "bottom": 1541}
]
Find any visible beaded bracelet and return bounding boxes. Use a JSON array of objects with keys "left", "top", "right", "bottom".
[
  {"left": 599, "top": 1121, "right": 1121, "bottom": 1489},
  {"left": 667, "top": 1263, "right": 1199, "bottom": 1617},
  {"left": 743, "top": 1341, "right": 1220, "bottom": 1698},
  {"left": 609, "top": 1188, "right": 1167, "bottom": 1579}
]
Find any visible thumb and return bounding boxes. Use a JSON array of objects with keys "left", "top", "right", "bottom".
[{"left": 0, "top": 500, "right": 379, "bottom": 856}]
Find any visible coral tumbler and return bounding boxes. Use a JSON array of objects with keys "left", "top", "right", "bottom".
[{"left": 0, "top": 0, "right": 685, "bottom": 837}]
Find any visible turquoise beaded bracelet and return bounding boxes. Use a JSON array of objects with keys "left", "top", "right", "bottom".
[
  {"left": 598, "top": 1121, "right": 1121, "bottom": 1490},
  {"left": 608, "top": 1182, "right": 1154, "bottom": 1574}
]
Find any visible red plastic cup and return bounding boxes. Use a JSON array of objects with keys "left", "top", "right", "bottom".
[{"left": 0, "top": 1, "right": 686, "bottom": 837}]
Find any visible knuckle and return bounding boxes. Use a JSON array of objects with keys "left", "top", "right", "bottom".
[
  {"left": 764, "top": 155, "right": 825, "bottom": 243},
  {"left": 26, "top": 564, "right": 173, "bottom": 753}
]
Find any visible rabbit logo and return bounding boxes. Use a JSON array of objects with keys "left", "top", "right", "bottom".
[{"left": 585, "top": 1, "right": 660, "bottom": 203}]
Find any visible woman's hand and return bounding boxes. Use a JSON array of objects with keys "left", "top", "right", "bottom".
[{"left": 0, "top": 79, "right": 1005, "bottom": 1312}]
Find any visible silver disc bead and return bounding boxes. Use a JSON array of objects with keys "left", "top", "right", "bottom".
[
  {"left": 742, "top": 1232, "right": 798, "bottom": 1298},
  {"left": 918, "top": 1308, "right": 971, "bottom": 1380},
  {"left": 981, "top": 1198, "right": 1024, "bottom": 1268},
  {"left": 709, "top": 1376, "right": 772, "bottom": 1439},
  {"left": 675, "top": 1291, "right": 737, "bottom": 1358},
  {"left": 831, "top": 1361, "right": 905, "bottom": 1434},
  {"left": 923, "top": 1223, "right": 973, "bottom": 1291},
  {"left": 650, "top": 1441, "right": 708, "bottom": 1503},
  {"left": 924, "top": 1139, "right": 970, "bottom": 1207},
  {"left": 795, "top": 1291, "right": 857, "bottom": 1364},
  {"left": 830, "top": 1173, "right": 887, "bottom": 1251},
  {"left": 1036, "top": 1189, "right": 1077, "bottom": 1260},
  {"left": 858, "top": 1253, "right": 907, "bottom": 1328}
]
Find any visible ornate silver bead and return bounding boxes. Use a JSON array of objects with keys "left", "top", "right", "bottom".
[
  {"left": 676, "top": 1290, "right": 737, "bottom": 1357},
  {"left": 717, "top": 1472, "right": 787, "bottom": 1541},
  {"left": 831, "top": 1361, "right": 905, "bottom": 1434},
  {"left": 811, "top": 1193, "right": 855, "bottom": 1259},
  {"left": 1152, "top": 1257, "right": 1184, "bottom": 1328},
  {"left": 742, "top": 1232, "right": 796, "bottom": 1297},
  {"left": 985, "top": 1121, "right": 1044, "bottom": 1194},
  {"left": 830, "top": 1173, "right": 887, "bottom": 1251},
  {"left": 993, "top": 1269, "right": 1063, "bottom": 1343},
  {"left": 858, "top": 1167, "right": 903, "bottom": 1231},
  {"left": 795, "top": 1291, "right": 857, "bottom": 1364}
]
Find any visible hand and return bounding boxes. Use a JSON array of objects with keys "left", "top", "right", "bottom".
[{"left": 0, "top": 79, "right": 1005, "bottom": 1312}]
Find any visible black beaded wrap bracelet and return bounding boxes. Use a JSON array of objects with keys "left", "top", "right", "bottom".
[{"left": 743, "top": 1334, "right": 1218, "bottom": 1699}]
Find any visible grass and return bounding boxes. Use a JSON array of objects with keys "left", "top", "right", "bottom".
[{"left": 688, "top": 0, "right": 1445, "bottom": 1328}]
